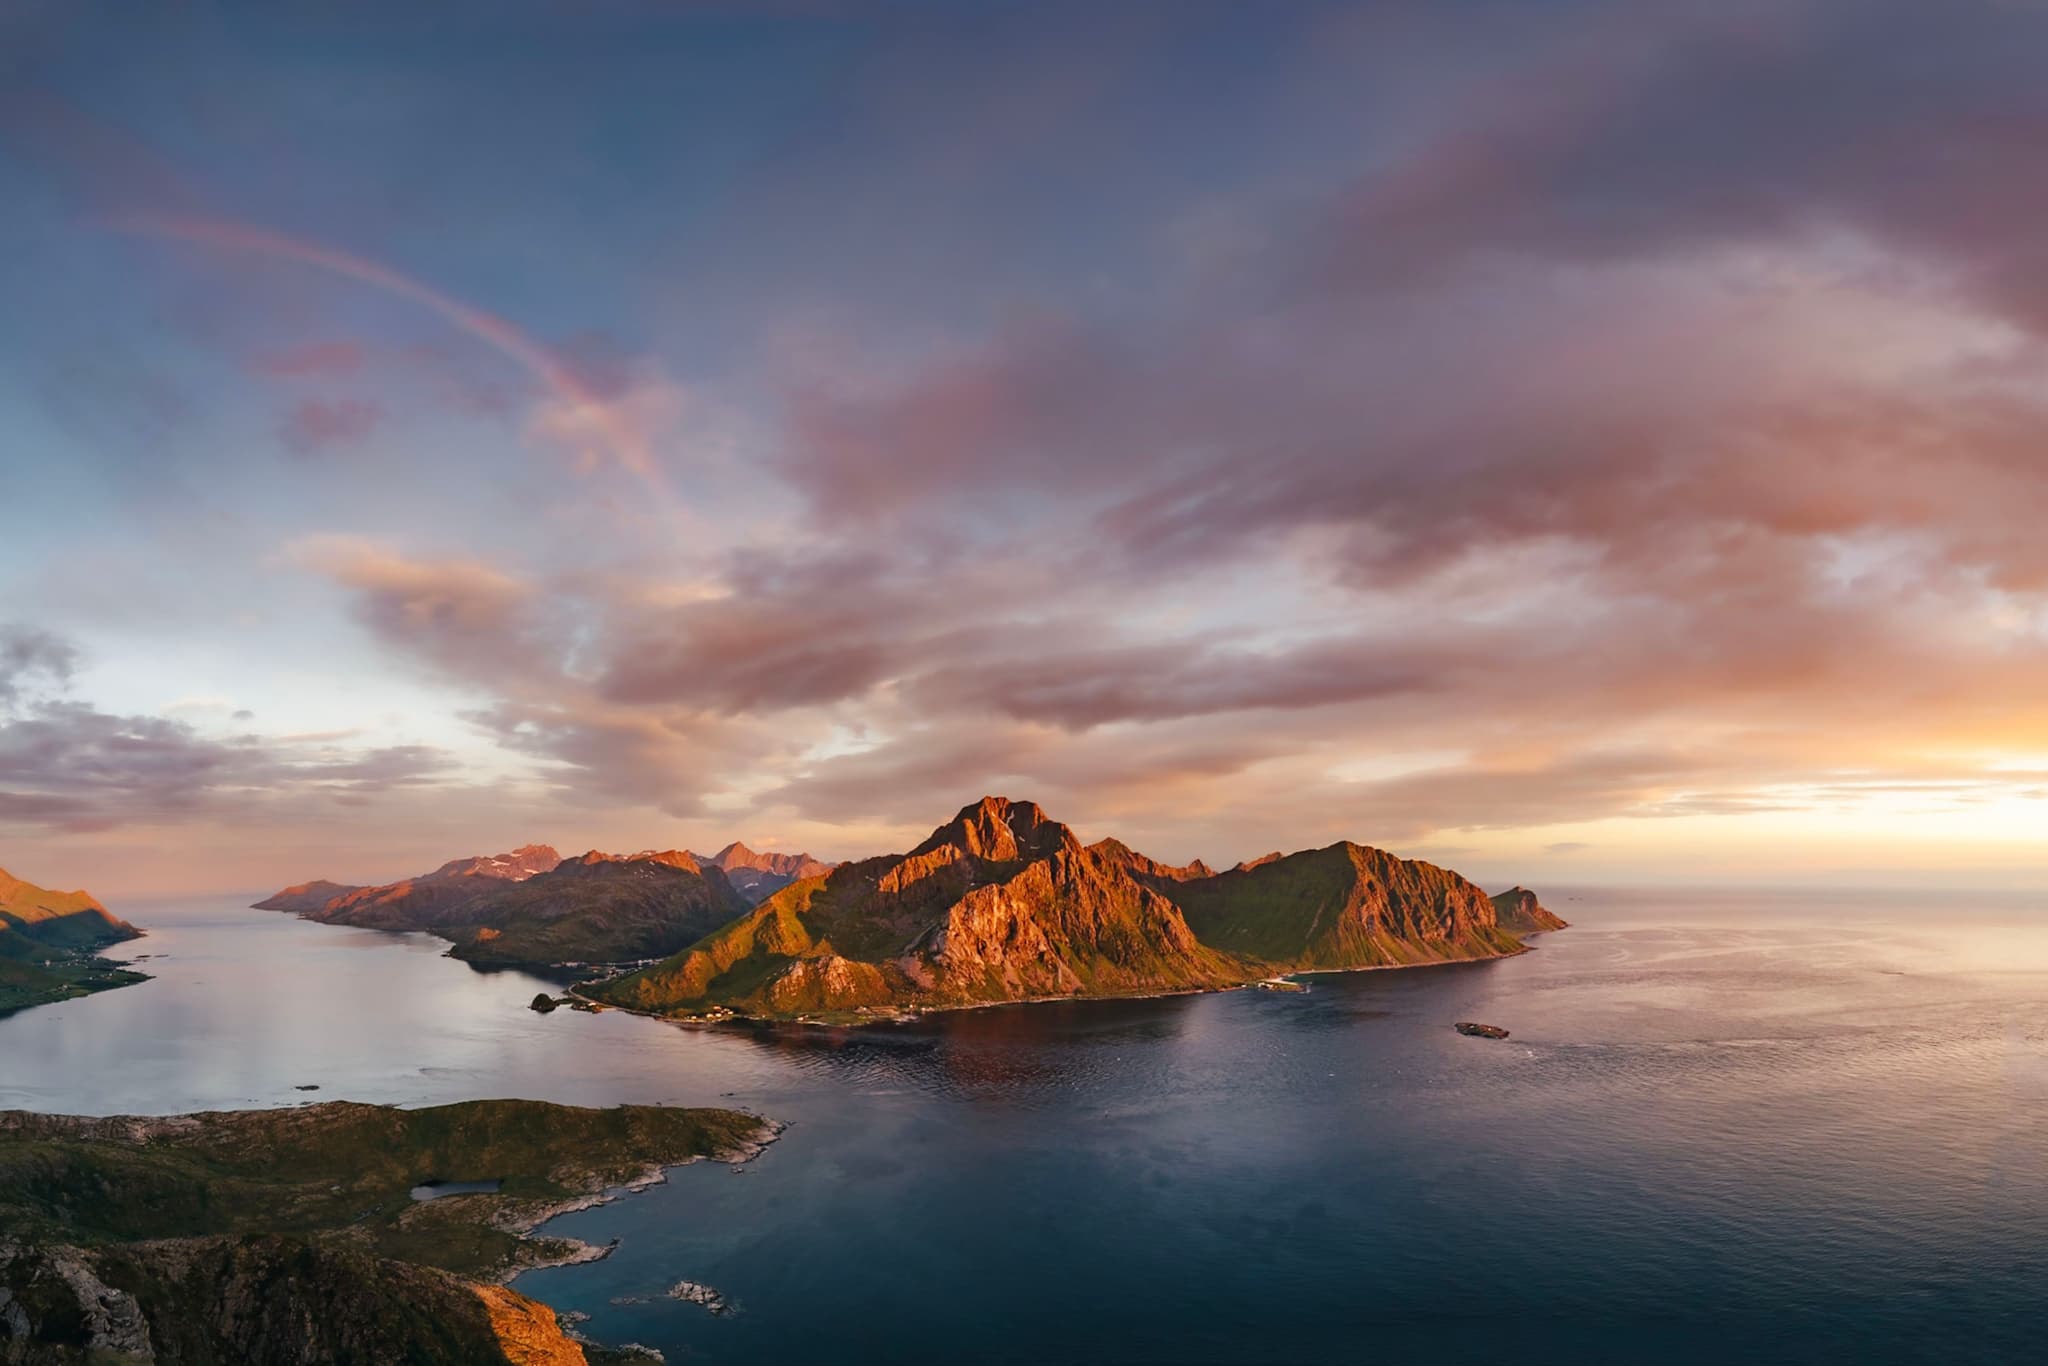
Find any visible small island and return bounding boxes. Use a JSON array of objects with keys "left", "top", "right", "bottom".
[
  {"left": 587, "top": 796, "right": 1569, "bottom": 1025},
  {"left": 0, "top": 865, "right": 148, "bottom": 1016},
  {"left": 0, "top": 1098, "right": 777, "bottom": 1363}
]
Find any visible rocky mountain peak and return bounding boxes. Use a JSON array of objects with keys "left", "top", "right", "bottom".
[
  {"left": 912, "top": 796, "right": 1072, "bottom": 864},
  {"left": 427, "top": 845, "right": 562, "bottom": 883},
  {"left": 562, "top": 848, "right": 705, "bottom": 874}
]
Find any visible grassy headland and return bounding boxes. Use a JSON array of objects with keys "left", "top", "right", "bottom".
[
  {"left": 0, "top": 1098, "right": 775, "bottom": 1364},
  {"left": 0, "top": 866, "right": 148, "bottom": 1016}
]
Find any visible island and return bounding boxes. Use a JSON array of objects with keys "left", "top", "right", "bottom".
[
  {"left": 585, "top": 796, "right": 1567, "bottom": 1024},
  {"left": 0, "top": 1097, "right": 776, "bottom": 1363},
  {"left": 0, "top": 865, "right": 148, "bottom": 1016}
]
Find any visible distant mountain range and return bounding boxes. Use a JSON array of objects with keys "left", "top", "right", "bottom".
[
  {"left": 589, "top": 796, "right": 1567, "bottom": 1022},
  {"left": 701, "top": 841, "right": 836, "bottom": 903},
  {"left": 254, "top": 839, "right": 837, "bottom": 971},
  {"left": 0, "top": 866, "right": 147, "bottom": 1015}
]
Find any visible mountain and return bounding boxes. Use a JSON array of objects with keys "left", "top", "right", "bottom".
[
  {"left": 308, "top": 844, "right": 563, "bottom": 931},
  {"left": 588, "top": 796, "right": 1557, "bottom": 1022},
  {"left": 0, "top": 866, "right": 147, "bottom": 1015},
  {"left": 0, "top": 867, "right": 139, "bottom": 948},
  {"left": 255, "top": 844, "right": 754, "bottom": 972},
  {"left": 446, "top": 849, "right": 752, "bottom": 969},
  {"left": 1491, "top": 886, "right": 1570, "bottom": 934},
  {"left": 693, "top": 840, "right": 837, "bottom": 904},
  {"left": 1162, "top": 842, "right": 1524, "bottom": 967},
  {"left": 251, "top": 878, "right": 365, "bottom": 913}
]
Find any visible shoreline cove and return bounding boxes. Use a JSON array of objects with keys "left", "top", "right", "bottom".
[{"left": 506, "top": 1117, "right": 786, "bottom": 1284}]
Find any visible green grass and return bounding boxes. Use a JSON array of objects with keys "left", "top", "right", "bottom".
[{"left": 0, "top": 949, "right": 149, "bottom": 1017}]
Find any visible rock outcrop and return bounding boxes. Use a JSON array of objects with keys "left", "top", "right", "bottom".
[{"left": 1490, "top": 886, "right": 1570, "bottom": 934}]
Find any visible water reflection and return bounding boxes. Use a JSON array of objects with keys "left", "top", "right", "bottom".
[{"left": 6, "top": 891, "right": 2048, "bottom": 1365}]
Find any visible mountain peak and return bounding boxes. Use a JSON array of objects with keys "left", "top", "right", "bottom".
[
  {"left": 563, "top": 848, "right": 705, "bottom": 874},
  {"left": 428, "top": 845, "right": 561, "bottom": 882},
  {"left": 912, "top": 796, "right": 1070, "bottom": 863}
]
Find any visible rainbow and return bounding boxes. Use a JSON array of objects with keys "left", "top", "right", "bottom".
[{"left": 106, "top": 212, "right": 664, "bottom": 489}]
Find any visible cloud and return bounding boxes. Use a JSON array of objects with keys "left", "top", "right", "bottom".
[
  {"left": 252, "top": 339, "right": 365, "bottom": 379},
  {"left": 0, "top": 627, "right": 460, "bottom": 834},
  {"left": 290, "top": 536, "right": 553, "bottom": 683},
  {"left": 22, "top": 3, "right": 2048, "bottom": 878},
  {"left": 1545, "top": 842, "right": 1592, "bottom": 855},
  {"left": 0, "top": 697, "right": 458, "bottom": 833},
  {"left": 279, "top": 397, "right": 382, "bottom": 454},
  {"left": 0, "top": 626, "right": 77, "bottom": 707}
]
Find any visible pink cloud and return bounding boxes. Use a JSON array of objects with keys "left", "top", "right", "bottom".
[
  {"left": 279, "top": 397, "right": 381, "bottom": 454},
  {"left": 252, "top": 339, "right": 365, "bottom": 379}
]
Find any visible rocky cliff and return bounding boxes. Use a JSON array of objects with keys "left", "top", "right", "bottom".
[{"left": 1490, "top": 886, "right": 1570, "bottom": 934}]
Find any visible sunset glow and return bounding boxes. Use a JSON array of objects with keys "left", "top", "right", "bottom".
[{"left": 4, "top": 2, "right": 2047, "bottom": 897}]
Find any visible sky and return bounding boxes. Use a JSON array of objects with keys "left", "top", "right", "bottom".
[{"left": 4, "top": 0, "right": 2048, "bottom": 899}]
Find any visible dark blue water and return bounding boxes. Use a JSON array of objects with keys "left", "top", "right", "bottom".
[{"left": 5, "top": 890, "right": 2046, "bottom": 1364}]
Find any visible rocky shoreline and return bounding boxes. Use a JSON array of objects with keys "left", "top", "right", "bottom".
[
  {"left": 578, "top": 938, "right": 1541, "bottom": 1032},
  {"left": 503, "top": 1116, "right": 785, "bottom": 1282}
]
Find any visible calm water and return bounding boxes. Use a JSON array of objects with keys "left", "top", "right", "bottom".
[{"left": 5, "top": 891, "right": 2047, "bottom": 1364}]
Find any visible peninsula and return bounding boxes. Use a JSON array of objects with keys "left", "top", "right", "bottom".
[
  {"left": 255, "top": 841, "right": 839, "bottom": 973},
  {"left": 0, "top": 1098, "right": 775, "bottom": 1364},
  {"left": 256, "top": 845, "right": 749, "bottom": 973},
  {"left": 587, "top": 796, "right": 1565, "bottom": 1023},
  {"left": 0, "top": 865, "right": 147, "bottom": 1016}
]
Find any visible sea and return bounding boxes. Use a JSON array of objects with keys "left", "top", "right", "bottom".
[{"left": 4, "top": 888, "right": 2045, "bottom": 1365}]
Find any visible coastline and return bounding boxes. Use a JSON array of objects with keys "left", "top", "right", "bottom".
[
  {"left": 0, "top": 930, "right": 153, "bottom": 1020},
  {"left": 501, "top": 1115, "right": 786, "bottom": 1282},
  {"left": 572, "top": 936, "right": 1544, "bottom": 1031}
]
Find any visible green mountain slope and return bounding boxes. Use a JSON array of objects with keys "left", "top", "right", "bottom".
[
  {"left": 1166, "top": 842, "right": 1524, "bottom": 968},
  {"left": 446, "top": 850, "right": 751, "bottom": 969}
]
